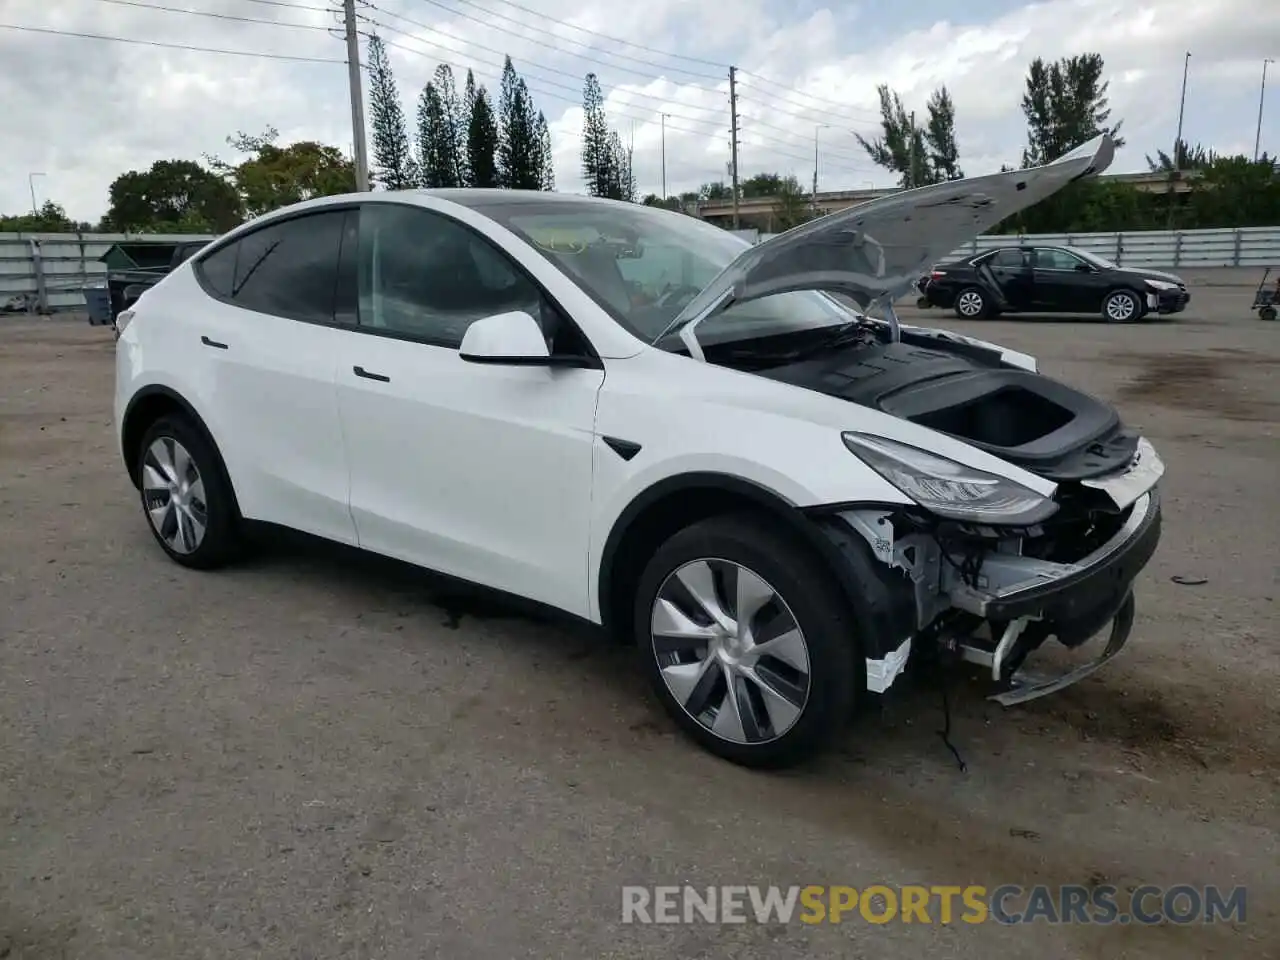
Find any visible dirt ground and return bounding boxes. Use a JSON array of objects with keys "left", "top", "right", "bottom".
[{"left": 1, "top": 287, "right": 1277, "bottom": 959}]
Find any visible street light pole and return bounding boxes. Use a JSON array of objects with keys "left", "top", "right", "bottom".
[
  {"left": 661, "top": 114, "right": 668, "bottom": 201},
  {"left": 1173, "top": 51, "right": 1191, "bottom": 167},
  {"left": 812, "top": 123, "right": 829, "bottom": 212},
  {"left": 28, "top": 172, "right": 45, "bottom": 217},
  {"left": 1256, "top": 58, "right": 1275, "bottom": 163}
]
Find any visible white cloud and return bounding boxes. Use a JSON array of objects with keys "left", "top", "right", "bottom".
[{"left": 1, "top": 0, "right": 1277, "bottom": 221}]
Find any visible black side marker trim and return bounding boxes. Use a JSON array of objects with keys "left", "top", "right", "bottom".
[{"left": 602, "top": 436, "right": 642, "bottom": 461}]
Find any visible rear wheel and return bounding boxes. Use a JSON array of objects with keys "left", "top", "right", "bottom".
[
  {"left": 633, "top": 514, "right": 857, "bottom": 769},
  {"left": 954, "top": 287, "right": 988, "bottom": 319},
  {"left": 1103, "top": 289, "right": 1143, "bottom": 323},
  {"left": 1260, "top": 305, "right": 1277, "bottom": 322},
  {"left": 137, "top": 415, "right": 241, "bottom": 569}
]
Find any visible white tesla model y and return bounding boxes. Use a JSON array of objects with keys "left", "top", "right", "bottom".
[{"left": 114, "top": 134, "right": 1163, "bottom": 768}]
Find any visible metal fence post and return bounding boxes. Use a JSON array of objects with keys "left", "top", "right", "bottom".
[
  {"left": 1232, "top": 228, "right": 1242, "bottom": 267},
  {"left": 1173, "top": 232, "right": 1182, "bottom": 268},
  {"left": 1115, "top": 233, "right": 1124, "bottom": 266},
  {"left": 29, "top": 240, "right": 49, "bottom": 314}
]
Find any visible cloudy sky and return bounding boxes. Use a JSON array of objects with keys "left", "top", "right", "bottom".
[{"left": 1, "top": 0, "right": 1276, "bottom": 222}]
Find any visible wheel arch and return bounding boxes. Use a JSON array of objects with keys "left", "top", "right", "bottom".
[
  {"left": 120, "top": 386, "right": 240, "bottom": 516},
  {"left": 596, "top": 472, "right": 879, "bottom": 646}
]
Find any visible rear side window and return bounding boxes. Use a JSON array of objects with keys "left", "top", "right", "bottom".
[
  {"left": 991, "top": 248, "right": 1027, "bottom": 267},
  {"left": 197, "top": 244, "right": 237, "bottom": 298},
  {"left": 196, "top": 210, "right": 348, "bottom": 324}
]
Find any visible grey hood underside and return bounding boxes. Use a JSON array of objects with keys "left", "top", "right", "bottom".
[{"left": 669, "top": 134, "right": 1116, "bottom": 353}]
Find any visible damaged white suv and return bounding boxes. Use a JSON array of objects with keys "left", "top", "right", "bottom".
[{"left": 115, "top": 133, "right": 1163, "bottom": 768}]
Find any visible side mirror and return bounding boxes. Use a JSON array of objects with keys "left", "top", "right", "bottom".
[
  {"left": 458, "top": 310, "right": 591, "bottom": 367},
  {"left": 1074, "top": 262, "right": 1092, "bottom": 273}
]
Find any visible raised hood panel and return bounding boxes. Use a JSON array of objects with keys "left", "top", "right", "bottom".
[{"left": 669, "top": 135, "right": 1115, "bottom": 337}]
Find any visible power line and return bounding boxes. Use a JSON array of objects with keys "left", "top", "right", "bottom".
[
  {"left": 371, "top": 27, "right": 875, "bottom": 177},
  {"left": 87, "top": 0, "right": 334, "bottom": 30},
  {"left": 738, "top": 70, "right": 883, "bottom": 124},
  {"left": 425, "top": 0, "right": 729, "bottom": 71},
  {"left": 237, "top": 0, "right": 341, "bottom": 10},
  {"left": 363, "top": 13, "right": 870, "bottom": 164},
  {"left": 422, "top": 0, "right": 880, "bottom": 127},
  {"left": 364, "top": 2, "right": 726, "bottom": 125},
  {"left": 363, "top": 20, "right": 723, "bottom": 134},
  {"left": 398, "top": 0, "right": 723, "bottom": 82},
  {"left": 0, "top": 22, "right": 346, "bottom": 61}
]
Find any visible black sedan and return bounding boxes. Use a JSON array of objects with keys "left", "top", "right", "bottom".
[{"left": 919, "top": 245, "right": 1190, "bottom": 322}]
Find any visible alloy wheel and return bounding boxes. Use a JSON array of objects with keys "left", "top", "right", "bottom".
[
  {"left": 141, "top": 436, "right": 208, "bottom": 554},
  {"left": 1106, "top": 292, "right": 1137, "bottom": 321},
  {"left": 650, "top": 558, "right": 811, "bottom": 745},
  {"left": 957, "top": 291, "right": 984, "bottom": 317}
]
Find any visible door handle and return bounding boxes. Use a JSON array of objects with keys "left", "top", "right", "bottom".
[
  {"left": 200, "top": 335, "right": 229, "bottom": 350},
  {"left": 353, "top": 365, "right": 391, "bottom": 382}
]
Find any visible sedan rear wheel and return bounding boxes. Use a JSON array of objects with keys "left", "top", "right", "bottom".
[
  {"left": 635, "top": 514, "right": 857, "bottom": 768},
  {"left": 955, "top": 287, "right": 987, "bottom": 319}
]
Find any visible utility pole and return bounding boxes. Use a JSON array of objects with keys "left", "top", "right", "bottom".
[
  {"left": 728, "top": 66, "right": 740, "bottom": 229},
  {"left": 342, "top": 0, "right": 370, "bottom": 192},
  {"left": 907, "top": 111, "right": 916, "bottom": 189},
  {"left": 1256, "top": 58, "right": 1275, "bottom": 162},
  {"left": 660, "top": 114, "right": 668, "bottom": 201}
]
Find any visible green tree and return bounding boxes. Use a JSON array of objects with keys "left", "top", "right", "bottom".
[
  {"left": 417, "top": 82, "right": 457, "bottom": 188},
  {"left": 536, "top": 111, "right": 555, "bottom": 190},
  {"left": 924, "top": 85, "right": 963, "bottom": 180},
  {"left": 466, "top": 82, "right": 501, "bottom": 188},
  {"left": 433, "top": 64, "right": 466, "bottom": 186},
  {"left": 607, "top": 130, "right": 635, "bottom": 201},
  {"left": 1146, "top": 139, "right": 1217, "bottom": 173},
  {"left": 773, "top": 176, "right": 812, "bottom": 230},
  {"left": 104, "top": 159, "right": 241, "bottom": 232},
  {"left": 855, "top": 85, "right": 932, "bottom": 187},
  {"left": 0, "top": 200, "right": 83, "bottom": 232},
  {"left": 581, "top": 72, "right": 613, "bottom": 197},
  {"left": 498, "top": 57, "right": 543, "bottom": 189},
  {"left": 699, "top": 181, "right": 731, "bottom": 201},
  {"left": 366, "top": 34, "right": 418, "bottom": 190},
  {"left": 206, "top": 128, "right": 354, "bottom": 217},
  {"left": 740, "top": 173, "right": 784, "bottom": 198},
  {"left": 1020, "top": 54, "right": 1125, "bottom": 167}
]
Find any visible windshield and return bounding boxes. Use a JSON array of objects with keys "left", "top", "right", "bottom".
[
  {"left": 477, "top": 199, "right": 856, "bottom": 347},
  {"left": 1073, "top": 248, "right": 1118, "bottom": 269}
]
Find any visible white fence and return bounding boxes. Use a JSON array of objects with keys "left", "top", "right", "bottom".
[
  {"left": 750, "top": 226, "right": 1280, "bottom": 270},
  {"left": 2, "top": 225, "right": 1278, "bottom": 314},
  {"left": 0, "top": 231, "right": 214, "bottom": 313}
]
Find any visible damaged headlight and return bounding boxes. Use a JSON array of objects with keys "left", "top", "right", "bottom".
[{"left": 841, "top": 433, "right": 1058, "bottom": 524}]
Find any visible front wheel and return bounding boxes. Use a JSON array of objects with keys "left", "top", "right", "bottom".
[
  {"left": 1103, "top": 289, "right": 1143, "bottom": 323},
  {"left": 1260, "top": 305, "right": 1277, "bottom": 322},
  {"left": 633, "top": 514, "right": 858, "bottom": 769}
]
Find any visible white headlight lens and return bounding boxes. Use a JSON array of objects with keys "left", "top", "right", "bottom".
[
  {"left": 842, "top": 432, "right": 1056, "bottom": 524},
  {"left": 1145, "top": 279, "right": 1177, "bottom": 291}
]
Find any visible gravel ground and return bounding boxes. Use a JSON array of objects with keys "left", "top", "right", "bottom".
[{"left": 1, "top": 288, "right": 1277, "bottom": 959}]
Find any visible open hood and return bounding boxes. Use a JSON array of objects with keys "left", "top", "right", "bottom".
[{"left": 665, "top": 135, "right": 1115, "bottom": 354}]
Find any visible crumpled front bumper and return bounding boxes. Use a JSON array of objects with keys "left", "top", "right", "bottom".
[{"left": 948, "top": 488, "right": 1162, "bottom": 623}]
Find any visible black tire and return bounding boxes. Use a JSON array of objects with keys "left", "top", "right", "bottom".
[
  {"left": 633, "top": 513, "right": 858, "bottom": 769},
  {"left": 1102, "top": 289, "right": 1144, "bottom": 323},
  {"left": 953, "top": 286, "right": 989, "bottom": 319},
  {"left": 1260, "top": 305, "right": 1277, "bottom": 322},
  {"left": 136, "top": 414, "right": 241, "bottom": 569}
]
